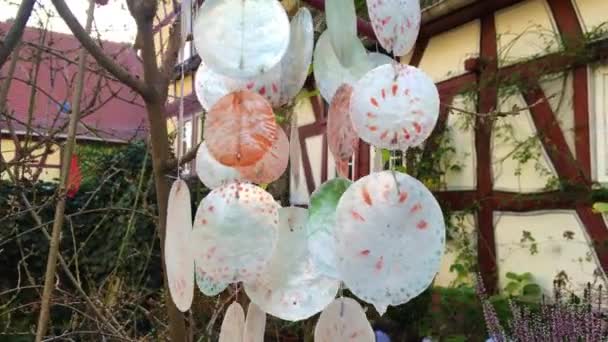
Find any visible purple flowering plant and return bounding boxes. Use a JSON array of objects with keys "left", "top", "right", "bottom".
[{"left": 478, "top": 276, "right": 608, "bottom": 341}]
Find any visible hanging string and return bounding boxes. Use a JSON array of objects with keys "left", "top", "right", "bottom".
[
  {"left": 176, "top": 48, "right": 186, "bottom": 179},
  {"left": 339, "top": 283, "right": 345, "bottom": 317},
  {"left": 389, "top": 149, "right": 402, "bottom": 195}
]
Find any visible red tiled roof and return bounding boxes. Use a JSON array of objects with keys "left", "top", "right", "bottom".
[{"left": 0, "top": 21, "right": 148, "bottom": 143}]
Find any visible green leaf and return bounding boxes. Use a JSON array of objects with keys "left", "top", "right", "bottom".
[
  {"left": 505, "top": 272, "right": 519, "bottom": 280},
  {"left": 449, "top": 263, "right": 466, "bottom": 275},
  {"left": 520, "top": 272, "right": 534, "bottom": 282},
  {"left": 381, "top": 149, "right": 391, "bottom": 164},
  {"left": 504, "top": 282, "right": 520, "bottom": 294},
  {"left": 592, "top": 202, "right": 608, "bottom": 213},
  {"left": 522, "top": 283, "right": 542, "bottom": 297},
  {"left": 295, "top": 88, "right": 320, "bottom": 103}
]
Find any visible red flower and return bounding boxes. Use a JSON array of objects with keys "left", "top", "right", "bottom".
[{"left": 66, "top": 155, "right": 82, "bottom": 198}]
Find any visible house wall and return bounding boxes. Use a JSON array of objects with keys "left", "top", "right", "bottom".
[
  {"left": 428, "top": 0, "right": 607, "bottom": 292},
  {"left": 432, "top": 0, "right": 606, "bottom": 291},
  {"left": 1, "top": 138, "right": 61, "bottom": 182},
  {"left": 156, "top": 0, "right": 608, "bottom": 294},
  {"left": 291, "top": 0, "right": 608, "bottom": 294}
]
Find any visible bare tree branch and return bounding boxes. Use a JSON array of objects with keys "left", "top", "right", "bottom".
[
  {"left": 50, "top": 0, "right": 153, "bottom": 101},
  {"left": 164, "top": 142, "right": 200, "bottom": 172},
  {"left": 159, "top": 19, "right": 182, "bottom": 96},
  {"left": 0, "top": 0, "right": 35, "bottom": 68},
  {"left": 35, "top": 1, "right": 96, "bottom": 339}
]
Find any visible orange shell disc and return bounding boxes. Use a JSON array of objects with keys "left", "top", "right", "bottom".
[
  {"left": 204, "top": 90, "right": 278, "bottom": 167},
  {"left": 238, "top": 127, "right": 289, "bottom": 184},
  {"left": 327, "top": 84, "right": 359, "bottom": 161}
]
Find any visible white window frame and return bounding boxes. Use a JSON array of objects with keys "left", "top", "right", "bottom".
[{"left": 593, "top": 64, "right": 608, "bottom": 184}]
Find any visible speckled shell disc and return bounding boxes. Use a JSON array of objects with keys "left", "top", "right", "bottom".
[
  {"left": 243, "top": 303, "right": 266, "bottom": 342},
  {"left": 192, "top": 182, "right": 279, "bottom": 284},
  {"left": 246, "top": 207, "right": 340, "bottom": 321},
  {"left": 237, "top": 128, "right": 289, "bottom": 184},
  {"left": 194, "top": 60, "right": 282, "bottom": 111},
  {"left": 335, "top": 171, "right": 445, "bottom": 315},
  {"left": 193, "top": 0, "right": 290, "bottom": 78},
  {"left": 278, "top": 7, "right": 314, "bottom": 105},
  {"left": 313, "top": 31, "right": 369, "bottom": 103},
  {"left": 219, "top": 302, "right": 245, "bottom": 342},
  {"left": 314, "top": 297, "right": 375, "bottom": 342},
  {"left": 327, "top": 84, "right": 359, "bottom": 161},
  {"left": 165, "top": 180, "right": 194, "bottom": 312},
  {"left": 194, "top": 267, "right": 229, "bottom": 296},
  {"left": 306, "top": 178, "right": 352, "bottom": 279},
  {"left": 195, "top": 142, "right": 242, "bottom": 189},
  {"left": 367, "top": 0, "right": 420, "bottom": 56},
  {"left": 350, "top": 64, "right": 439, "bottom": 150},
  {"left": 203, "top": 90, "right": 278, "bottom": 167}
]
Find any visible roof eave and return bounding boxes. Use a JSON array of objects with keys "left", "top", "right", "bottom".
[{"left": 422, "top": 0, "right": 479, "bottom": 24}]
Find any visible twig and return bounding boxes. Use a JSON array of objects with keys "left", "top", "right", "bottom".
[
  {"left": 19, "top": 193, "right": 127, "bottom": 338},
  {"left": 444, "top": 95, "right": 554, "bottom": 119},
  {"left": 35, "top": 2, "right": 96, "bottom": 339},
  {"left": 50, "top": 0, "right": 152, "bottom": 100},
  {"left": 163, "top": 142, "right": 201, "bottom": 172},
  {"left": 0, "top": 0, "right": 35, "bottom": 68}
]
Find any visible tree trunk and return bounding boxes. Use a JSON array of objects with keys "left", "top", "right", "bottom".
[{"left": 146, "top": 100, "right": 188, "bottom": 341}]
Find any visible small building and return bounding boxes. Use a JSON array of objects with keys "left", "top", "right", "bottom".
[{"left": 0, "top": 21, "right": 148, "bottom": 182}]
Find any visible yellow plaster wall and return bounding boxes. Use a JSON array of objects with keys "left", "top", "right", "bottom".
[
  {"left": 492, "top": 91, "right": 558, "bottom": 192},
  {"left": 1, "top": 139, "right": 61, "bottom": 182},
  {"left": 574, "top": 0, "right": 608, "bottom": 35},
  {"left": 539, "top": 72, "right": 576, "bottom": 157},
  {"left": 441, "top": 95, "right": 477, "bottom": 190},
  {"left": 418, "top": 20, "right": 481, "bottom": 82},
  {"left": 168, "top": 74, "right": 194, "bottom": 101},
  {"left": 495, "top": 0, "right": 560, "bottom": 67},
  {"left": 435, "top": 213, "right": 477, "bottom": 287},
  {"left": 495, "top": 211, "right": 605, "bottom": 295}
]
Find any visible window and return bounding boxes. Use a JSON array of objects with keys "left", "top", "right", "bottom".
[
  {"left": 180, "top": 119, "right": 194, "bottom": 175},
  {"left": 593, "top": 64, "right": 608, "bottom": 183},
  {"left": 182, "top": 41, "right": 193, "bottom": 62}
]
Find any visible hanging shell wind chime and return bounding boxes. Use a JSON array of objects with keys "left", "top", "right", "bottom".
[{"left": 164, "top": 0, "right": 446, "bottom": 338}]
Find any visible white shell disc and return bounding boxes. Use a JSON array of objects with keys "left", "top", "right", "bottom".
[
  {"left": 306, "top": 178, "right": 352, "bottom": 279},
  {"left": 194, "top": 60, "right": 282, "bottom": 111},
  {"left": 195, "top": 142, "right": 242, "bottom": 189},
  {"left": 193, "top": 0, "right": 290, "bottom": 78},
  {"left": 192, "top": 182, "right": 279, "bottom": 284},
  {"left": 314, "top": 297, "right": 374, "bottom": 342},
  {"left": 350, "top": 64, "right": 439, "bottom": 150},
  {"left": 243, "top": 303, "right": 266, "bottom": 342},
  {"left": 278, "top": 7, "right": 314, "bottom": 105},
  {"left": 325, "top": 0, "right": 358, "bottom": 67},
  {"left": 165, "top": 180, "right": 194, "bottom": 312},
  {"left": 194, "top": 269, "right": 228, "bottom": 296},
  {"left": 313, "top": 31, "right": 370, "bottom": 103},
  {"left": 367, "top": 52, "right": 394, "bottom": 67},
  {"left": 245, "top": 207, "right": 340, "bottom": 321},
  {"left": 367, "top": 0, "right": 420, "bottom": 56},
  {"left": 219, "top": 302, "right": 245, "bottom": 342},
  {"left": 335, "top": 171, "right": 445, "bottom": 315}
]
